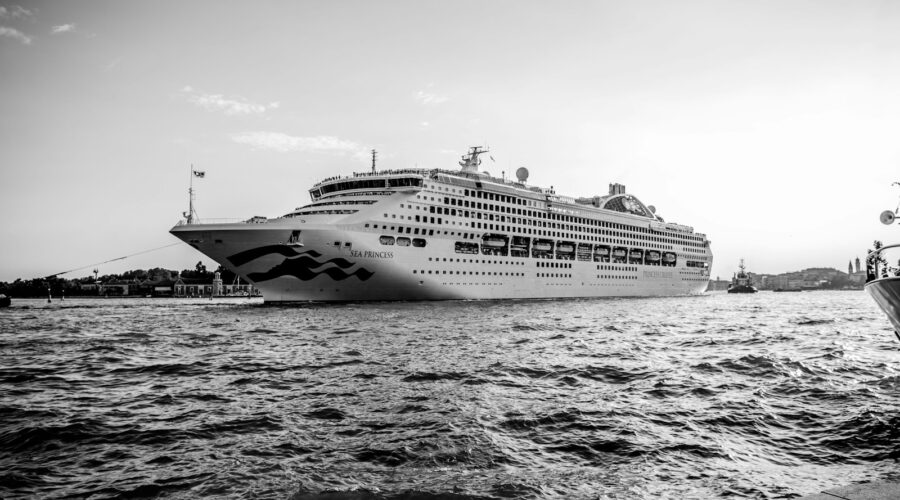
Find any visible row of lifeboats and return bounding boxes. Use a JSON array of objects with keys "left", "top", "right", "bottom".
[{"left": 457, "top": 234, "right": 678, "bottom": 265}]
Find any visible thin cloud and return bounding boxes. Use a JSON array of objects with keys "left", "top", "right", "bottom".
[
  {"left": 232, "top": 131, "right": 361, "bottom": 154},
  {"left": 0, "top": 5, "right": 33, "bottom": 19},
  {"left": 51, "top": 24, "right": 75, "bottom": 35},
  {"left": 415, "top": 90, "right": 448, "bottom": 105},
  {"left": 182, "top": 87, "right": 279, "bottom": 116},
  {"left": 0, "top": 25, "right": 31, "bottom": 44},
  {"left": 104, "top": 57, "right": 122, "bottom": 71}
]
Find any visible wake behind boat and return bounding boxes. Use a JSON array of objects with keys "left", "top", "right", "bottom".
[{"left": 170, "top": 147, "right": 713, "bottom": 302}]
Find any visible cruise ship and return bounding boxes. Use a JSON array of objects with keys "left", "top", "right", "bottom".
[{"left": 170, "top": 147, "right": 713, "bottom": 302}]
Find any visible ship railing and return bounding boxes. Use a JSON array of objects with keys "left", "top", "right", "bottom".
[
  {"left": 175, "top": 217, "right": 249, "bottom": 226},
  {"left": 313, "top": 168, "right": 432, "bottom": 186},
  {"left": 313, "top": 167, "right": 540, "bottom": 193},
  {"left": 866, "top": 244, "right": 900, "bottom": 282}
]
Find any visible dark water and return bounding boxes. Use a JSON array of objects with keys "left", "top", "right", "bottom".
[{"left": 1, "top": 292, "right": 898, "bottom": 499}]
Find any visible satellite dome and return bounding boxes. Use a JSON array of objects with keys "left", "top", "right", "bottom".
[
  {"left": 648, "top": 205, "right": 656, "bottom": 214},
  {"left": 515, "top": 167, "right": 529, "bottom": 182}
]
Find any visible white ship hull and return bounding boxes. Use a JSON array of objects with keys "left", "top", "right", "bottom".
[{"left": 170, "top": 221, "right": 708, "bottom": 302}]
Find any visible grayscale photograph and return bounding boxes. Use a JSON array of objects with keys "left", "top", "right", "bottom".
[{"left": 1, "top": 1, "right": 899, "bottom": 498}]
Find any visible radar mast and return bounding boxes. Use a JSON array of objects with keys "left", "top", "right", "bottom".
[{"left": 459, "top": 146, "right": 489, "bottom": 174}]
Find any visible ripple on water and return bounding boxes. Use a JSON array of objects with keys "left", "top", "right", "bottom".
[{"left": 0, "top": 293, "right": 896, "bottom": 499}]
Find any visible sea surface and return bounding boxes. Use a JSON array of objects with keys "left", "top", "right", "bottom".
[{"left": 1, "top": 292, "right": 898, "bottom": 499}]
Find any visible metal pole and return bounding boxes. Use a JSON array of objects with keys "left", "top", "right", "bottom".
[{"left": 188, "top": 164, "right": 194, "bottom": 223}]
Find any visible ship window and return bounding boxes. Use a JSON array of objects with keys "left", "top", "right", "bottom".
[
  {"left": 397, "top": 237, "right": 411, "bottom": 246},
  {"left": 413, "top": 238, "right": 427, "bottom": 247}
]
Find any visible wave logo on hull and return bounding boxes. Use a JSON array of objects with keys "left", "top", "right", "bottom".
[{"left": 227, "top": 245, "right": 374, "bottom": 283}]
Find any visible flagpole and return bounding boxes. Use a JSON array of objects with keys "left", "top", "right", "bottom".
[{"left": 188, "top": 163, "right": 194, "bottom": 224}]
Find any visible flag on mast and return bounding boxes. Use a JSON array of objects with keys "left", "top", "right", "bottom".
[{"left": 193, "top": 170, "right": 205, "bottom": 178}]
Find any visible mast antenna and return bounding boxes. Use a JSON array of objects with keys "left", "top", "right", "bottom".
[
  {"left": 184, "top": 164, "right": 196, "bottom": 223},
  {"left": 184, "top": 163, "right": 204, "bottom": 223},
  {"left": 371, "top": 149, "right": 377, "bottom": 173}
]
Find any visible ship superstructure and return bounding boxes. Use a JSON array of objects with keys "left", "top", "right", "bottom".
[{"left": 170, "top": 147, "right": 713, "bottom": 302}]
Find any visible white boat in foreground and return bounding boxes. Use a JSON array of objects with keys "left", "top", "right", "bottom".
[{"left": 865, "top": 197, "right": 900, "bottom": 341}]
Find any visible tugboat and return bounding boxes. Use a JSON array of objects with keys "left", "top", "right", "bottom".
[
  {"left": 727, "top": 259, "right": 758, "bottom": 293},
  {"left": 864, "top": 187, "right": 900, "bottom": 341}
]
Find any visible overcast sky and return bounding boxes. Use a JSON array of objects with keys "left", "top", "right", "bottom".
[{"left": 2, "top": 0, "right": 899, "bottom": 282}]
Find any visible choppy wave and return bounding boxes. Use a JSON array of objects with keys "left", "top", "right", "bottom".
[{"left": 0, "top": 292, "right": 898, "bottom": 499}]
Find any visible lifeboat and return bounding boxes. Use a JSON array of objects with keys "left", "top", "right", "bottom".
[
  {"left": 663, "top": 252, "right": 677, "bottom": 263},
  {"left": 593, "top": 245, "right": 612, "bottom": 262},
  {"left": 647, "top": 251, "right": 661, "bottom": 261},
  {"left": 482, "top": 234, "right": 508, "bottom": 247},
  {"left": 613, "top": 248, "right": 627, "bottom": 258},
  {"left": 557, "top": 243, "right": 575, "bottom": 253},
  {"left": 533, "top": 240, "right": 553, "bottom": 251},
  {"left": 630, "top": 249, "right": 642, "bottom": 258}
]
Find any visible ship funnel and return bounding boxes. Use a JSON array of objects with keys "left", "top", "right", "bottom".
[{"left": 609, "top": 183, "right": 626, "bottom": 195}]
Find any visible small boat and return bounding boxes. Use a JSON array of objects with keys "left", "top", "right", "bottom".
[
  {"left": 533, "top": 240, "right": 553, "bottom": 252},
  {"left": 0, "top": 294, "right": 10, "bottom": 308},
  {"left": 727, "top": 259, "right": 758, "bottom": 293},
  {"left": 557, "top": 242, "right": 575, "bottom": 253},
  {"left": 482, "top": 234, "right": 508, "bottom": 247},
  {"left": 647, "top": 251, "right": 661, "bottom": 261},
  {"left": 613, "top": 248, "right": 627, "bottom": 258}
]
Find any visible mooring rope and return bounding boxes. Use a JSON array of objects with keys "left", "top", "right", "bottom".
[{"left": 41, "top": 242, "right": 183, "bottom": 279}]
